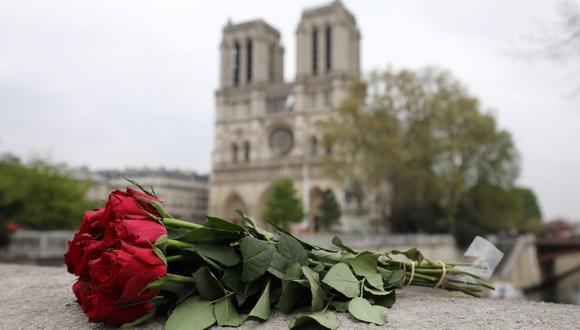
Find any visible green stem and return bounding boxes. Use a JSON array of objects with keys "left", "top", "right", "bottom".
[
  {"left": 166, "top": 273, "right": 196, "bottom": 284},
  {"left": 166, "top": 255, "right": 187, "bottom": 262},
  {"left": 412, "top": 268, "right": 471, "bottom": 276},
  {"left": 167, "top": 239, "right": 194, "bottom": 249},
  {"left": 163, "top": 218, "right": 203, "bottom": 230},
  {"left": 307, "top": 258, "right": 334, "bottom": 268},
  {"left": 406, "top": 271, "right": 438, "bottom": 283}
]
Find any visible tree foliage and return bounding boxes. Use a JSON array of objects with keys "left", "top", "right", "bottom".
[
  {"left": 317, "top": 189, "right": 341, "bottom": 231},
  {"left": 323, "top": 67, "right": 539, "bottom": 241},
  {"left": 0, "top": 158, "right": 94, "bottom": 235},
  {"left": 262, "top": 178, "right": 304, "bottom": 228}
]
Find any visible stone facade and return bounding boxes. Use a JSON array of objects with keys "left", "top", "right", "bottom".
[{"left": 210, "top": 1, "right": 364, "bottom": 229}]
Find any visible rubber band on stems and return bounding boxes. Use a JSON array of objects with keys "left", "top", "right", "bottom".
[
  {"left": 434, "top": 261, "right": 447, "bottom": 288},
  {"left": 405, "top": 261, "right": 416, "bottom": 288}
]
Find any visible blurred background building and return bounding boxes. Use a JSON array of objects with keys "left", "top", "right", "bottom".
[{"left": 79, "top": 168, "right": 209, "bottom": 221}]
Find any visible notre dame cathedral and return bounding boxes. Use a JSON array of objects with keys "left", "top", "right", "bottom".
[{"left": 210, "top": 1, "right": 366, "bottom": 231}]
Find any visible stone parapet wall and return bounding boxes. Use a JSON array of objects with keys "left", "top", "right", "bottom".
[{"left": 1, "top": 264, "right": 579, "bottom": 329}]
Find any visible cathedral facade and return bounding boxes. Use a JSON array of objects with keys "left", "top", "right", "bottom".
[{"left": 210, "top": 1, "right": 361, "bottom": 229}]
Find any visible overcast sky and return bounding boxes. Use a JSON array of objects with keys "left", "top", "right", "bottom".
[{"left": 1, "top": 0, "right": 579, "bottom": 221}]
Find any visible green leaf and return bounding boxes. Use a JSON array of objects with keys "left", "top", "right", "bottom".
[
  {"left": 277, "top": 233, "right": 308, "bottom": 267},
  {"left": 155, "top": 234, "right": 168, "bottom": 250},
  {"left": 235, "top": 280, "right": 261, "bottom": 306},
  {"left": 302, "top": 266, "right": 326, "bottom": 310},
  {"left": 311, "top": 249, "right": 347, "bottom": 263},
  {"left": 222, "top": 267, "right": 242, "bottom": 291},
  {"left": 276, "top": 280, "right": 309, "bottom": 313},
  {"left": 200, "top": 255, "right": 224, "bottom": 271},
  {"left": 378, "top": 267, "right": 393, "bottom": 280},
  {"left": 347, "top": 297, "right": 387, "bottom": 325},
  {"left": 269, "top": 233, "right": 308, "bottom": 278},
  {"left": 166, "top": 296, "right": 216, "bottom": 330},
  {"left": 249, "top": 280, "right": 271, "bottom": 320},
  {"left": 312, "top": 263, "right": 325, "bottom": 272},
  {"left": 204, "top": 215, "right": 246, "bottom": 232},
  {"left": 213, "top": 297, "right": 243, "bottom": 327},
  {"left": 331, "top": 301, "right": 349, "bottom": 312},
  {"left": 188, "top": 243, "right": 241, "bottom": 267},
  {"left": 266, "top": 219, "right": 322, "bottom": 250},
  {"left": 322, "top": 263, "right": 360, "bottom": 298},
  {"left": 121, "top": 305, "right": 156, "bottom": 328},
  {"left": 151, "top": 244, "right": 167, "bottom": 267},
  {"left": 331, "top": 236, "right": 356, "bottom": 254},
  {"left": 144, "top": 277, "right": 166, "bottom": 291},
  {"left": 193, "top": 266, "right": 225, "bottom": 300},
  {"left": 285, "top": 262, "right": 303, "bottom": 281},
  {"left": 289, "top": 311, "right": 341, "bottom": 330},
  {"left": 163, "top": 281, "right": 196, "bottom": 304},
  {"left": 390, "top": 248, "right": 424, "bottom": 263},
  {"left": 149, "top": 200, "right": 173, "bottom": 218},
  {"left": 374, "top": 290, "right": 396, "bottom": 308},
  {"left": 267, "top": 266, "right": 286, "bottom": 280},
  {"left": 387, "top": 270, "right": 406, "bottom": 286},
  {"left": 363, "top": 285, "right": 389, "bottom": 296},
  {"left": 179, "top": 227, "right": 242, "bottom": 244},
  {"left": 166, "top": 226, "right": 190, "bottom": 240},
  {"left": 236, "top": 209, "right": 274, "bottom": 241},
  {"left": 124, "top": 177, "right": 156, "bottom": 197},
  {"left": 347, "top": 251, "right": 383, "bottom": 289},
  {"left": 239, "top": 236, "right": 275, "bottom": 282}
]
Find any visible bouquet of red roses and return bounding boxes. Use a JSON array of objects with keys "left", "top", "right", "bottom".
[
  {"left": 65, "top": 182, "right": 498, "bottom": 329},
  {"left": 64, "top": 187, "right": 171, "bottom": 325}
]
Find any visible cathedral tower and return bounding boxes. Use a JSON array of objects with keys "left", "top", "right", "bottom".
[
  {"left": 219, "top": 19, "right": 284, "bottom": 88},
  {"left": 296, "top": 0, "right": 360, "bottom": 80}
]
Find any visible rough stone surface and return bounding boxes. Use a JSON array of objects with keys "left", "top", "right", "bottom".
[{"left": 1, "top": 264, "right": 579, "bottom": 330}]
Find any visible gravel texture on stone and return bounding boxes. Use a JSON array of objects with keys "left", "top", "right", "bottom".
[{"left": 1, "top": 264, "right": 579, "bottom": 330}]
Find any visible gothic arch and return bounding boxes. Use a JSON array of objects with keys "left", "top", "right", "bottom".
[
  {"left": 309, "top": 187, "right": 324, "bottom": 231},
  {"left": 256, "top": 185, "right": 274, "bottom": 221},
  {"left": 223, "top": 192, "right": 247, "bottom": 224}
]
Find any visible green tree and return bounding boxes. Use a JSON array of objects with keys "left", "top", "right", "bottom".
[
  {"left": 0, "top": 159, "right": 94, "bottom": 233},
  {"left": 317, "top": 189, "right": 341, "bottom": 231},
  {"left": 323, "top": 67, "right": 522, "bottom": 235},
  {"left": 454, "top": 184, "right": 543, "bottom": 247},
  {"left": 512, "top": 187, "right": 543, "bottom": 233},
  {"left": 262, "top": 178, "right": 304, "bottom": 228}
]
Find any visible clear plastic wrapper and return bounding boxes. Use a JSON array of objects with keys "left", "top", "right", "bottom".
[{"left": 453, "top": 236, "right": 504, "bottom": 280}]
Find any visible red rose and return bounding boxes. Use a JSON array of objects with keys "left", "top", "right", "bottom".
[
  {"left": 73, "top": 279, "right": 155, "bottom": 325},
  {"left": 105, "top": 219, "right": 167, "bottom": 248},
  {"left": 89, "top": 242, "right": 166, "bottom": 305},
  {"left": 64, "top": 232, "right": 110, "bottom": 277},
  {"left": 65, "top": 208, "right": 111, "bottom": 277},
  {"left": 104, "top": 188, "right": 161, "bottom": 221},
  {"left": 79, "top": 208, "right": 107, "bottom": 238},
  {"left": 73, "top": 279, "right": 95, "bottom": 312}
]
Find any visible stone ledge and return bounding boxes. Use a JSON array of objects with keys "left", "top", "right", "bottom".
[{"left": 1, "top": 264, "right": 579, "bottom": 330}]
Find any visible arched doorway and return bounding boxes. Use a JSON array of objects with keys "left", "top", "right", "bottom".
[
  {"left": 255, "top": 185, "right": 274, "bottom": 224},
  {"left": 223, "top": 192, "right": 247, "bottom": 224},
  {"left": 309, "top": 187, "right": 324, "bottom": 231}
]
